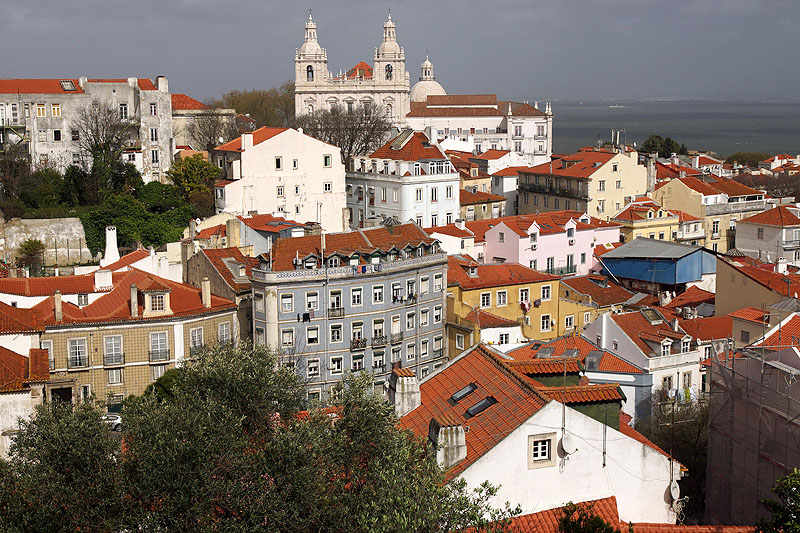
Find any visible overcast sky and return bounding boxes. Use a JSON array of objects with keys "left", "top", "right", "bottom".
[{"left": 4, "top": 0, "right": 799, "bottom": 102}]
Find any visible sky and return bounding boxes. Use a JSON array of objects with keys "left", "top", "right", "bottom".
[{"left": 3, "top": 0, "right": 799, "bottom": 103}]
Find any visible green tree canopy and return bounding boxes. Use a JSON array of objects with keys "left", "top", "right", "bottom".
[
  {"left": 210, "top": 81, "right": 295, "bottom": 128},
  {"left": 557, "top": 501, "right": 630, "bottom": 533},
  {"left": 757, "top": 468, "right": 800, "bottom": 532},
  {"left": 640, "top": 134, "right": 689, "bottom": 159},
  {"left": 167, "top": 153, "right": 221, "bottom": 208},
  {"left": 724, "top": 152, "right": 771, "bottom": 167}
]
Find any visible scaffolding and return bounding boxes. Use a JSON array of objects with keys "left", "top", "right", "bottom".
[{"left": 705, "top": 338, "right": 800, "bottom": 525}]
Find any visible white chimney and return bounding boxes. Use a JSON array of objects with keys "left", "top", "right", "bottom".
[
  {"left": 777, "top": 257, "right": 788, "bottom": 274},
  {"left": 130, "top": 284, "right": 138, "bottom": 318},
  {"left": 430, "top": 418, "right": 467, "bottom": 470},
  {"left": 94, "top": 269, "right": 112, "bottom": 291},
  {"left": 390, "top": 368, "right": 421, "bottom": 418},
  {"left": 201, "top": 277, "right": 211, "bottom": 309},
  {"left": 54, "top": 290, "right": 62, "bottom": 322},
  {"left": 241, "top": 131, "right": 254, "bottom": 151},
  {"left": 455, "top": 219, "right": 466, "bottom": 230},
  {"left": 100, "top": 226, "right": 120, "bottom": 267}
]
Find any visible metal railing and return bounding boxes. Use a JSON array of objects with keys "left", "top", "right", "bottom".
[
  {"left": 433, "top": 348, "right": 444, "bottom": 358},
  {"left": 544, "top": 265, "right": 577, "bottom": 275},
  {"left": 390, "top": 332, "right": 404, "bottom": 344},
  {"left": 371, "top": 335, "right": 387, "bottom": 347},
  {"left": 350, "top": 338, "right": 367, "bottom": 350},
  {"left": 103, "top": 353, "right": 125, "bottom": 366},
  {"left": 328, "top": 306, "right": 345, "bottom": 318},
  {"left": 782, "top": 239, "right": 800, "bottom": 250},
  {"left": 705, "top": 199, "right": 766, "bottom": 216},
  {"left": 149, "top": 349, "right": 170, "bottom": 362},
  {"left": 67, "top": 355, "right": 88, "bottom": 369}
]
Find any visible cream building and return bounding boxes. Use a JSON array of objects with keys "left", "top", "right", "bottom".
[
  {"left": 212, "top": 127, "right": 347, "bottom": 233},
  {"left": 294, "top": 12, "right": 410, "bottom": 127}
]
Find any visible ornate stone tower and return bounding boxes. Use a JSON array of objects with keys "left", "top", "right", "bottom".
[{"left": 294, "top": 12, "right": 328, "bottom": 114}]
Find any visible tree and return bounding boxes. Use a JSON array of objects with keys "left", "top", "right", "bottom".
[
  {"left": 210, "top": 81, "right": 295, "bottom": 128},
  {"left": 16, "top": 239, "right": 46, "bottom": 273},
  {"left": 640, "top": 134, "right": 689, "bottom": 159},
  {"left": 167, "top": 154, "right": 221, "bottom": 204},
  {"left": 0, "top": 401, "right": 126, "bottom": 532},
  {"left": 725, "top": 152, "right": 771, "bottom": 167},
  {"left": 185, "top": 111, "right": 241, "bottom": 152},
  {"left": 296, "top": 101, "right": 392, "bottom": 164},
  {"left": 635, "top": 395, "right": 708, "bottom": 521},
  {"left": 557, "top": 501, "right": 629, "bottom": 533},
  {"left": 757, "top": 468, "right": 800, "bottom": 532}
]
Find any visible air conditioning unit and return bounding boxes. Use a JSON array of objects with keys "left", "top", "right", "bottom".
[
  {"left": 568, "top": 239, "right": 575, "bottom": 246},
  {"left": 533, "top": 299, "right": 542, "bottom": 308},
  {"left": 530, "top": 244, "right": 538, "bottom": 251}
]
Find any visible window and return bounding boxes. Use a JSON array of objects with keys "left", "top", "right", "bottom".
[
  {"left": 565, "top": 315, "right": 574, "bottom": 329},
  {"left": 597, "top": 200, "right": 605, "bottom": 213},
  {"left": 434, "top": 274, "right": 443, "bottom": 292},
  {"left": 431, "top": 187, "right": 438, "bottom": 203},
  {"left": 434, "top": 305, "right": 442, "bottom": 323},
  {"left": 38, "top": 129, "right": 46, "bottom": 142},
  {"left": 741, "top": 330, "right": 750, "bottom": 343},
  {"left": 406, "top": 312, "right": 415, "bottom": 330},
  {"left": 107, "top": 368, "right": 123, "bottom": 385},
  {"left": 455, "top": 334, "right": 465, "bottom": 350},
  {"left": 351, "top": 288, "right": 363, "bottom": 306},
  {"left": 77, "top": 293, "right": 88, "bottom": 306},
  {"left": 281, "top": 329, "right": 294, "bottom": 347},
  {"left": 663, "top": 375, "right": 673, "bottom": 390},
  {"left": 407, "top": 343, "right": 416, "bottom": 361},
  {"left": 613, "top": 340, "right": 619, "bottom": 350},
  {"left": 616, "top": 180, "right": 621, "bottom": 189},
  {"left": 446, "top": 185, "right": 453, "bottom": 199},
  {"left": 515, "top": 141, "right": 522, "bottom": 153},
  {"left": 546, "top": 257, "right": 554, "bottom": 270},
  {"left": 308, "top": 359, "right": 320, "bottom": 378},
  {"left": 712, "top": 220, "right": 720, "bottom": 235},
  {"left": 598, "top": 180, "right": 606, "bottom": 192},
  {"left": 151, "top": 293, "right": 165, "bottom": 311},
  {"left": 498, "top": 232, "right": 504, "bottom": 243},
  {"left": 275, "top": 156, "right": 282, "bottom": 170},
  {"left": 758, "top": 228, "right": 764, "bottom": 239},
  {"left": 71, "top": 129, "right": 79, "bottom": 142},
  {"left": 661, "top": 343, "right": 671, "bottom": 357},
  {"left": 41, "top": 340, "right": 54, "bottom": 371},
  {"left": 497, "top": 290, "right": 507, "bottom": 306},
  {"left": 150, "top": 128, "right": 158, "bottom": 142},
  {"left": 306, "top": 292, "right": 319, "bottom": 310},
  {"left": 415, "top": 188, "right": 423, "bottom": 202},
  {"left": 36, "top": 104, "right": 46, "bottom": 117},
  {"left": 499, "top": 333, "right": 509, "bottom": 344},
  {"left": 323, "top": 154, "right": 332, "bottom": 168},
  {"left": 659, "top": 232, "right": 665, "bottom": 240},
  {"left": 372, "top": 285, "right": 384, "bottom": 303},
  {"left": 151, "top": 150, "right": 159, "bottom": 165},
  {"left": 307, "top": 327, "right": 319, "bottom": 345},
  {"left": 281, "top": 294, "right": 293, "bottom": 312},
  {"left": 541, "top": 285, "right": 551, "bottom": 301},
  {"left": 530, "top": 259, "right": 537, "bottom": 269},
  {"left": 293, "top": 159, "right": 299, "bottom": 170},
  {"left": 150, "top": 103, "right": 157, "bottom": 116},
  {"left": 431, "top": 213, "right": 438, "bottom": 227},
  {"left": 480, "top": 292, "right": 491, "bottom": 308},
  {"left": 306, "top": 65, "right": 314, "bottom": 81},
  {"left": 150, "top": 332, "right": 168, "bottom": 360},
  {"left": 581, "top": 252, "right": 586, "bottom": 264},
  {"left": 683, "top": 372, "right": 692, "bottom": 389},
  {"left": 189, "top": 328, "right": 204, "bottom": 351},
  {"left": 584, "top": 311, "right": 591, "bottom": 324},
  {"left": 681, "top": 338, "right": 690, "bottom": 353},
  {"left": 527, "top": 434, "right": 555, "bottom": 469},
  {"left": 520, "top": 288, "right": 529, "bottom": 303},
  {"left": 421, "top": 309, "right": 430, "bottom": 326},
  {"left": 541, "top": 314, "right": 552, "bottom": 332},
  {"left": 102, "top": 335, "right": 123, "bottom": 365},
  {"left": 352, "top": 354, "right": 364, "bottom": 371},
  {"left": 218, "top": 322, "right": 231, "bottom": 343},
  {"left": 53, "top": 129, "right": 62, "bottom": 142},
  {"left": 330, "top": 357, "right": 343, "bottom": 375},
  {"left": 68, "top": 338, "right": 88, "bottom": 368},
  {"left": 421, "top": 340, "right": 429, "bottom": 358},
  {"left": 119, "top": 103, "right": 128, "bottom": 119},
  {"left": 153, "top": 365, "right": 166, "bottom": 381}
]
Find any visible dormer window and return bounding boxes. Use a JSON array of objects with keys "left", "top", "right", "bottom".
[
  {"left": 661, "top": 342, "right": 671, "bottom": 357},
  {"left": 152, "top": 294, "right": 165, "bottom": 312},
  {"left": 414, "top": 163, "right": 421, "bottom": 176},
  {"left": 567, "top": 228, "right": 574, "bottom": 238},
  {"left": 530, "top": 233, "right": 537, "bottom": 243},
  {"left": 648, "top": 211, "right": 653, "bottom": 219},
  {"left": 329, "top": 256, "right": 340, "bottom": 267},
  {"left": 468, "top": 266, "right": 478, "bottom": 278}
]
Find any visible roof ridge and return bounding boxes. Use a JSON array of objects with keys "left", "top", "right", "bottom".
[{"left": 479, "top": 345, "right": 550, "bottom": 404}]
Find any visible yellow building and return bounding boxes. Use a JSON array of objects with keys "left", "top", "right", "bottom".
[
  {"left": 34, "top": 270, "right": 238, "bottom": 409},
  {"left": 445, "top": 255, "right": 593, "bottom": 358},
  {"left": 610, "top": 198, "right": 705, "bottom": 245},
  {"left": 651, "top": 175, "right": 767, "bottom": 253}
]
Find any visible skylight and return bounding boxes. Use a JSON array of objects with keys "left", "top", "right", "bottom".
[
  {"left": 59, "top": 80, "right": 76, "bottom": 91},
  {"left": 465, "top": 396, "right": 497, "bottom": 418},
  {"left": 451, "top": 383, "right": 478, "bottom": 403}
]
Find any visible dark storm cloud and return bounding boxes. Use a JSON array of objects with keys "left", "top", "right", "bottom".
[{"left": 2, "top": 0, "right": 798, "bottom": 101}]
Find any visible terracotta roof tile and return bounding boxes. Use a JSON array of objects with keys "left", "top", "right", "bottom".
[
  {"left": 0, "top": 78, "right": 84, "bottom": 94},
  {"left": 562, "top": 275, "right": 634, "bottom": 307},
  {"left": 722, "top": 258, "right": 800, "bottom": 297},
  {"left": 511, "top": 496, "right": 619, "bottom": 533},
  {"left": 447, "top": 255, "right": 559, "bottom": 290},
  {"left": 505, "top": 357, "right": 583, "bottom": 375},
  {"left": 196, "top": 224, "right": 226, "bottom": 239},
  {"left": 611, "top": 309, "right": 690, "bottom": 356},
  {"left": 171, "top": 93, "right": 209, "bottom": 111},
  {"left": 521, "top": 150, "right": 616, "bottom": 179},
  {"left": 237, "top": 214, "right": 303, "bottom": 234},
  {"left": 538, "top": 383, "right": 625, "bottom": 404},
  {"left": 369, "top": 131, "right": 446, "bottom": 162},
  {"left": 595, "top": 242, "right": 623, "bottom": 257},
  {"left": 214, "top": 126, "right": 289, "bottom": 152},
  {"left": 0, "top": 275, "right": 101, "bottom": 297},
  {"left": 739, "top": 205, "right": 800, "bottom": 227},
  {"left": 729, "top": 307, "right": 770, "bottom": 324},
  {"left": 424, "top": 225, "right": 473, "bottom": 239},
  {"left": 678, "top": 175, "right": 763, "bottom": 198},
  {"left": 101, "top": 249, "right": 150, "bottom": 272},
  {"left": 474, "top": 149, "right": 510, "bottom": 160},
  {"left": 459, "top": 188, "right": 506, "bottom": 205},
  {"left": 664, "top": 286, "right": 715, "bottom": 309},
  {"left": 0, "top": 301, "right": 43, "bottom": 334},
  {"left": 201, "top": 247, "right": 257, "bottom": 292},
  {"left": 464, "top": 309, "right": 519, "bottom": 329}
]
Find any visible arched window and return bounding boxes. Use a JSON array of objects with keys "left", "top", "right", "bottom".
[
  {"left": 307, "top": 104, "right": 314, "bottom": 114},
  {"left": 385, "top": 64, "right": 393, "bottom": 80},
  {"left": 306, "top": 65, "right": 314, "bottom": 82},
  {"left": 385, "top": 103, "right": 393, "bottom": 117}
]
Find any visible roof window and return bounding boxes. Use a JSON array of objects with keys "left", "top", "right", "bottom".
[
  {"left": 451, "top": 383, "right": 478, "bottom": 403},
  {"left": 465, "top": 396, "right": 497, "bottom": 418},
  {"left": 59, "top": 80, "right": 76, "bottom": 91}
]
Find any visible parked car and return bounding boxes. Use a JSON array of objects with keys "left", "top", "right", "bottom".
[{"left": 102, "top": 413, "right": 123, "bottom": 432}]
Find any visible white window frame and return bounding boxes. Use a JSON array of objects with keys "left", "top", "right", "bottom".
[{"left": 541, "top": 285, "right": 551, "bottom": 301}]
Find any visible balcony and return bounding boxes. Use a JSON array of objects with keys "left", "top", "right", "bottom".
[
  {"left": 544, "top": 265, "right": 577, "bottom": 275},
  {"left": 371, "top": 335, "right": 388, "bottom": 347},
  {"left": 1, "top": 119, "right": 25, "bottom": 129},
  {"left": 329, "top": 306, "right": 345, "bottom": 318},
  {"left": 390, "top": 332, "right": 404, "bottom": 344},
  {"left": 372, "top": 363, "right": 387, "bottom": 373},
  {"left": 67, "top": 356, "right": 89, "bottom": 369},
  {"left": 103, "top": 353, "right": 125, "bottom": 366},
  {"left": 711, "top": 232, "right": 720, "bottom": 239},
  {"left": 704, "top": 199, "right": 766, "bottom": 216},
  {"left": 782, "top": 239, "right": 800, "bottom": 251},
  {"left": 350, "top": 338, "right": 367, "bottom": 350},
  {"left": 534, "top": 134, "right": 548, "bottom": 140},
  {"left": 149, "top": 349, "right": 170, "bottom": 362},
  {"left": 433, "top": 348, "right": 444, "bottom": 358},
  {"left": 518, "top": 181, "right": 588, "bottom": 201}
]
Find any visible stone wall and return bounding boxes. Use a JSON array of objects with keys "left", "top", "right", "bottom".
[{"left": 0, "top": 217, "right": 92, "bottom": 266}]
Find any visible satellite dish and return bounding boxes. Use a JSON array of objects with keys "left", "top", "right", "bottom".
[
  {"left": 561, "top": 433, "right": 577, "bottom": 455},
  {"left": 670, "top": 480, "right": 681, "bottom": 501}
]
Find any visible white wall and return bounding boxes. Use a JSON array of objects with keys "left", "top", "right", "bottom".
[
  {"left": 0, "top": 389, "right": 42, "bottom": 457},
  {"left": 480, "top": 325, "right": 526, "bottom": 345},
  {"left": 457, "top": 401, "right": 681, "bottom": 523}
]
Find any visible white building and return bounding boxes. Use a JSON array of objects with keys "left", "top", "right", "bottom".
[
  {"left": 294, "top": 12, "right": 410, "bottom": 127},
  {"left": 212, "top": 127, "right": 347, "bottom": 233},
  {"left": 735, "top": 205, "right": 800, "bottom": 265},
  {"left": 346, "top": 129, "right": 460, "bottom": 229}
]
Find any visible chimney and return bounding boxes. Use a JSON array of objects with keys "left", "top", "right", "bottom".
[
  {"left": 429, "top": 417, "right": 467, "bottom": 470},
  {"left": 100, "top": 226, "right": 120, "bottom": 267},
  {"left": 189, "top": 218, "right": 197, "bottom": 239},
  {"left": 54, "top": 290, "right": 62, "bottom": 322},
  {"left": 226, "top": 218, "right": 241, "bottom": 248},
  {"left": 156, "top": 75, "right": 168, "bottom": 93},
  {"left": 201, "top": 277, "right": 211, "bottom": 309},
  {"left": 777, "top": 257, "right": 788, "bottom": 274},
  {"left": 241, "top": 131, "right": 254, "bottom": 151},
  {"left": 130, "top": 284, "right": 138, "bottom": 318},
  {"left": 389, "top": 368, "right": 421, "bottom": 418},
  {"left": 93, "top": 269, "right": 112, "bottom": 291},
  {"left": 671, "top": 318, "right": 679, "bottom": 331},
  {"left": 180, "top": 240, "right": 193, "bottom": 284},
  {"left": 79, "top": 76, "right": 88, "bottom": 90},
  {"left": 455, "top": 219, "right": 466, "bottom": 230}
]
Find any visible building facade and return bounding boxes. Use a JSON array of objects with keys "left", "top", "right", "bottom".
[
  {"left": 0, "top": 77, "right": 173, "bottom": 182},
  {"left": 251, "top": 223, "right": 448, "bottom": 400},
  {"left": 611, "top": 198, "right": 705, "bottom": 245},
  {"left": 212, "top": 127, "right": 348, "bottom": 233},
  {"left": 735, "top": 205, "right": 800, "bottom": 265}
]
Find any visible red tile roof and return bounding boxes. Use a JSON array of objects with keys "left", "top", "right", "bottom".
[
  {"left": 629, "top": 525, "right": 753, "bottom": 532},
  {"left": 344, "top": 61, "right": 373, "bottom": 79},
  {"left": 201, "top": 248, "right": 259, "bottom": 292},
  {"left": 397, "top": 344, "right": 548, "bottom": 479},
  {"left": 655, "top": 161, "right": 702, "bottom": 180},
  {"left": 757, "top": 314, "right": 800, "bottom": 350},
  {"left": 0, "top": 347, "right": 49, "bottom": 393},
  {"left": 31, "top": 269, "right": 235, "bottom": 326},
  {"left": 85, "top": 78, "right": 157, "bottom": 90},
  {"left": 464, "top": 308, "right": 519, "bottom": 329},
  {"left": 738, "top": 205, "right": 800, "bottom": 227},
  {"left": 0, "top": 275, "right": 102, "bottom": 297},
  {"left": 562, "top": 275, "right": 634, "bottom": 307},
  {"left": 427, "top": 94, "right": 497, "bottom": 106},
  {"left": 267, "top": 223, "right": 436, "bottom": 271},
  {"left": 474, "top": 149, "right": 510, "bottom": 160},
  {"left": 723, "top": 258, "right": 800, "bottom": 297},
  {"left": 729, "top": 307, "right": 770, "bottom": 324},
  {"left": 171, "top": 93, "right": 209, "bottom": 110},
  {"left": 491, "top": 165, "right": 529, "bottom": 177},
  {"left": 369, "top": 131, "right": 446, "bottom": 162},
  {"left": 0, "top": 301, "right": 43, "bottom": 334},
  {"left": 595, "top": 351, "right": 646, "bottom": 374},
  {"left": 521, "top": 150, "right": 616, "bottom": 179},
  {"left": 595, "top": 242, "right": 623, "bottom": 257},
  {"left": 538, "top": 383, "right": 625, "bottom": 404},
  {"left": 237, "top": 214, "right": 303, "bottom": 234},
  {"left": 508, "top": 334, "right": 646, "bottom": 374},
  {"left": 101, "top": 249, "right": 150, "bottom": 272},
  {"left": 447, "top": 255, "right": 559, "bottom": 290},
  {"left": 196, "top": 224, "right": 226, "bottom": 239},
  {"left": 459, "top": 188, "right": 506, "bottom": 205},
  {"left": 214, "top": 127, "right": 289, "bottom": 152},
  {"left": 505, "top": 358, "right": 583, "bottom": 375},
  {"left": 611, "top": 309, "right": 690, "bottom": 356},
  {"left": 677, "top": 316, "right": 732, "bottom": 342},
  {"left": 407, "top": 97, "right": 545, "bottom": 118},
  {"left": 677, "top": 175, "right": 763, "bottom": 198},
  {"left": 424, "top": 225, "right": 473, "bottom": 238},
  {"left": 663, "top": 286, "right": 715, "bottom": 310},
  {"left": 0, "top": 79, "right": 84, "bottom": 94},
  {"left": 511, "top": 496, "right": 620, "bottom": 532}
]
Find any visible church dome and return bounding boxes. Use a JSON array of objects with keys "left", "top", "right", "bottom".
[
  {"left": 377, "top": 13, "right": 401, "bottom": 56},
  {"left": 299, "top": 13, "right": 324, "bottom": 56},
  {"left": 411, "top": 79, "right": 446, "bottom": 102}
]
